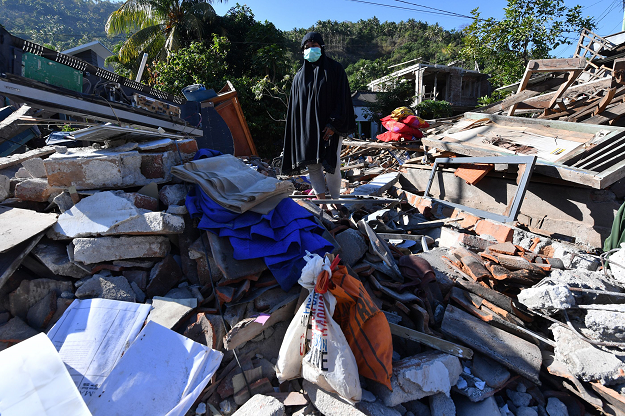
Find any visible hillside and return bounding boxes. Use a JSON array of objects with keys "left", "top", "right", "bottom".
[{"left": 0, "top": 0, "right": 120, "bottom": 51}]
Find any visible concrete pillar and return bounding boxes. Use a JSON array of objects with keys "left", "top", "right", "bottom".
[{"left": 433, "top": 73, "right": 438, "bottom": 101}]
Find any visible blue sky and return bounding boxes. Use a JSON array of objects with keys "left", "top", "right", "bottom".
[{"left": 211, "top": 0, "right": 625, "bottom": 58}]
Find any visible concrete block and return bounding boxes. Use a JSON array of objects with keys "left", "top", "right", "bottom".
[
  {"left": 104, "top": 211, "right": 185, "bottom": 235},
  {"left": 123, "top": 270, "right": 148, "bottom": 291},
  {"left": 585, "top": 309, "right": 625, "bottom": 342},
  {"left": 403, "top": 400, "right": 431, "bottom": 416},
  {"left": 545, "top": 397, "right": 568, "bottom": 416},
  {"left": 303, "top": 380, "right": 366, "bottom": 416},
  {"left": 21, "top": 157, "right": 47, "bottom": 178},
  {"left": 159, "top": 184, "right": 188, "bottom": 206},
  {"left": 26, "top": 290, "right": 57, "bottom": 330},
  {"left": 471, "top": 354, "right": 510, "bottom": 390},
  {"left": 45, "top": 298, "right": 73, "bottom": 331},
  {"left": 231, "top": 394, "right": 284, "bottom": 416},
  {"left": 167, "top": 205, "right": 188, "bottom": 215},
  {"left": 51, "top": 191, "right": 141, "bottom": 238},
  {"left": 516, "top": 407, "right": 538, "bottom": 416},
  {"left": 454, "top": 395, "right": 500, "bottom": 416},
  {"left": 45, "top": 148, "right": 179, "bottom": 190},
  {"left": 552, "top": 325, "right": 625, "bottom": 384},
  {"left": 437, "top": 228, "right": 461, "bottom": 248},
  {"left": 72, "top": 236, "right": 170, "bottom": 264},
  {"left": 30, "top": 240, "right": 90, "bottom": 279},
  {"left": 75, "top": 274, "right": 136, "bottom": 302},
  {"left": 51, "top": 191, "right": 75, "bottom": 212},
  {"left": 8, "top": 278, "right": 73, "bottom": 319},
  {"left": 14, "top": 178, "right": 63, "bottom": 202},
  {"left": 428, "top": 393, "right": 455, "bottom": 416},
  {"left": 0, "top": 174, "right": 10, "bottom": 202},
  {"left": 15, "top": 167, "right": 32, "bottom": 178},
  {"left": 369, "top": 351, "right": 462, "bottom": 407},
  {"left": 356, "top": 400, "right": 403, "bottom": 416},
  {"left": 146, "top": 297, "right": 196, "bottom": 329},
  {"left": 131, "top": 282, "right": 146, "bottom": 303},
  {"left": 147, "top": 255, "right": 183, "bottom": 298},
  {"left": 335, "top": 228, "right": 368, "bottom": 266},
  {"left": 506, "top": 389, "right": 532, "bottom": 407},
  {"left": 475, "top": 220, "right": 513, "bottom": 243},
  {"left": 0, "top": 317, "right": 39, "bottom": 344},
  {"left": 517, "top": 285, "right": 575, "bottom": 311}
]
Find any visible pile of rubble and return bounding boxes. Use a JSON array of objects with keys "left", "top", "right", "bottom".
[{"left": 3, "top": 29, "right": 625, "bottom": 416}]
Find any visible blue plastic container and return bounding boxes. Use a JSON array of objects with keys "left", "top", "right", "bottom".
[{"left": 182, "top": 84, "right": 218, "bottom": 102}]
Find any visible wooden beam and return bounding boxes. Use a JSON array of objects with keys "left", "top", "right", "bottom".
[
  {"left": 584, "top": 101, "right": 625, "bottom": 125},
  {"left": 526, "top": 58, "right": 587, "bottom": 72},
  {"left": 547, "top": 69, "right": 583, "bottom": 109}
]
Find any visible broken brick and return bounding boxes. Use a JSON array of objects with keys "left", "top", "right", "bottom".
[
  {"left": 475, "top": 220, "right": 514, "bottom": 243},
  {"left": 14, "top": 178, "right": 63, "bottom": 202}
]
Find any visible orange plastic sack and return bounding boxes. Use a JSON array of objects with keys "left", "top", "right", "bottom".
[{"left": 329, "top": 265, "right": 393, "bottom": 390}]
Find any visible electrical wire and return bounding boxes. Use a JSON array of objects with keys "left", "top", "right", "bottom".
[{"left": 343, "top": 0, "right": 476, "bottom": 20}]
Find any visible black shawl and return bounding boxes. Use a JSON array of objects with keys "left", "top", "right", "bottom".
[{"left": 282, "top": 54, "right": 355, "bottom": 174}]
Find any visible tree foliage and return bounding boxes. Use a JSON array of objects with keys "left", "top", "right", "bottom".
[
  {"left": 460, "top": 0, "right": 595, "bottom": 88},
  {"left": 0, "top": 0, "right": 119, "bottom": 51},
  {"left": 105, "top": 0, "right": 223, "bottom": 76}
]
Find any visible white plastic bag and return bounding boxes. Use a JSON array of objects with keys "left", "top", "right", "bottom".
[{"left": 276, "top": 253, "right": 362, "bottom": 402}]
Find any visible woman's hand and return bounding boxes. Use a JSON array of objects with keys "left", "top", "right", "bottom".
[{"left": 322, "top": 125, "right": 335, "bottom": 141}]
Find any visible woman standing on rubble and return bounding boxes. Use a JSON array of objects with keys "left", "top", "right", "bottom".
[{"left": 282, "top": 32, "right": 356, "bottom": 210}]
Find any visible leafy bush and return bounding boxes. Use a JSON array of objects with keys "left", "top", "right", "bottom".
[{"left": 415, "top": 100, "right": 452, "bottom": 119}]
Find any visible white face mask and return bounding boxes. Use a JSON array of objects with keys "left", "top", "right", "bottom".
[{"left": 304, "top": 47, "right": 322, "bottom": 62}]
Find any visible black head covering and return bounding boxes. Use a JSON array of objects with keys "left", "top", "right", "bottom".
[{"left": 300, "top": 32, "right": 325, "bottom": 50}]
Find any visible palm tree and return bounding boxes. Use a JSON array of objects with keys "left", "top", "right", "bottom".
[{"left": 105, "top": 0, "right": 224, "bottom": 74}]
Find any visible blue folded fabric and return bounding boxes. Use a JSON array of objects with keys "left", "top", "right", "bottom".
[{"left": 186, "top": 181, "right": 333, "bottom": 291}]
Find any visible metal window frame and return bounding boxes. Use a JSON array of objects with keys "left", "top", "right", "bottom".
[{"left": 423, "top": 155, "right": 537, "bottom": 224}]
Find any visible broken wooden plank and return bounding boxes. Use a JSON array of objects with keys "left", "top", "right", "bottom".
[
  {"left": 584, "top": 100, "right": 625, "bottom": 125},
  {"left": 441, "top": 304, "right": 542, "bottom": 384},
  {"left": 388, "top": 322, "right": 473, "bottom": 359},
  {"left": 0, "top": 206, "right": 57, "bottom": 253},
  {"left": 509, "top": 58, "right": 587, "bottom": 116},
  {"left": 223, "top": 294, "right": 298, "bottom": 350}
]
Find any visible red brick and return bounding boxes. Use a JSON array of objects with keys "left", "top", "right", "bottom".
[
  {"left": 475, "top": 220, "right": 514, "bottom": 243},
  {"left": 458, "top": 212, "right": 481, "bottom": 230},
  {"left": 140, "top": 154, "right": 165, "bottom": 179},
  {"left": 14, "top": 178, "right": 63, "bottom": 202},
  {"left": 458, "top": 233, "right": 493, "bottom": 251},
  {"left": 165, "top": 138, "right": 198, "bottom": 160},
  {"left": 123, "top": 192, "right": 159, "bottom": 210}
]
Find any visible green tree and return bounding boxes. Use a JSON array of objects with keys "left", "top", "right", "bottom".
[
  {"left": 148, "top": 36, "right": 230, "bottom": 94},
  {"left": 345, "top": 58, "right": 388, "bottom": 91},
  {"left": 364, "top": 80, "right": 415, "bottom": 122},
  {"left": 461, "top": 0, "right": 595, "bottom": 87},
  {"left": 105, "top": 0, "right": 223, "bottom": 76}
]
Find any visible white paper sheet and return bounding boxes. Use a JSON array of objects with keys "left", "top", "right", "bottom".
[
  {"left": 0, "top": 333, "right": 92, "bottom": 416},
  {"left": 87, "top": 321, "right": 223, "bottom": 416},
  {"left": 46, "top": 299, "right": 152, "bottom": 399}
]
